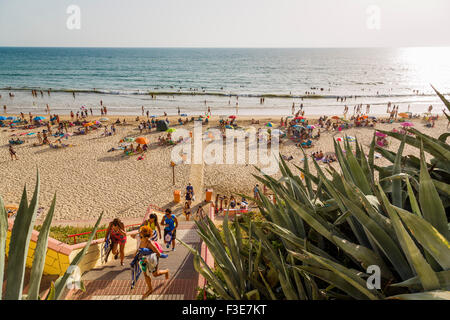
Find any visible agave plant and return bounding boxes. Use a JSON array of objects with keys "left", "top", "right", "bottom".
[
  {"left": 0, "top": 171, "right": 103, "bottom": 300},
  {"left": 182, "top": 120, "right": 450, "bottom": 299}
]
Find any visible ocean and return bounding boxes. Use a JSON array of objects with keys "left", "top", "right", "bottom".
[{"left": 0, "top": 47, "right": 449, "bottom": 116}]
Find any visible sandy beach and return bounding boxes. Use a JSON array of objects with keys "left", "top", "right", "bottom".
[{"left": 0, "top": 112, "right": 448, "bottom": 225}]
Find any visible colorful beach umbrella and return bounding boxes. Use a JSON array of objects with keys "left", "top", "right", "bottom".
[
  {"left": 307, "top": 125, "right": 316, "bottom": 129},
  {"left": 294, "top": 116, "right": 305, "bottom": 120},
  {"left": 83, "top": 122, "right": 93, "bottom": 127},
  {"left": 398, "top": 113, "right": 409, "bottom": 118},
  {"left": 229, "top": 115, "right": 237, "bottom": 119},
  {"left": 266, "top": 122, "right": 273, "bottom": 127},
  {"left": 34, "top": 116, "right": 45, "bottom": 121},
  {"left": 0, "top": 116, "right": 6, "bottom": 120},
  {"left": 135, "top": 137, "right": 149, "bottom": 145},
  {"left": 167, "top": 128, "right": 176, "bottom": 133},
  {"left": 7, "top": 116, "right": 17, "bottom": 120}
]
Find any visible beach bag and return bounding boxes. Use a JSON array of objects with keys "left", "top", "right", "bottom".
[{"left": 140, "top": 253, "right": 158, "bottom": 274}]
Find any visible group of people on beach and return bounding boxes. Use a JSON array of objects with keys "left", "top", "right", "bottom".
[{"left": 103, "top": 207, "right": 178, "bottom": 299}]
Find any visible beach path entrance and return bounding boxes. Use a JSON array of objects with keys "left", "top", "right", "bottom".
[{"left": 68, "top": 220, "right": 201, "bottom": 300}]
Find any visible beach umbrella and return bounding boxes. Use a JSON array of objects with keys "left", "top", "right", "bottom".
[
  {"left": 7, "top": 116, "right": 17, "bottom": 120},
  {"left": 331, "top": 116, "right": 340, "bottom": 120},
  {"left": 82, "top": 122, "right": 93, "bottom": 127},
  {"left": 166, "top": 128, "right": 176, "bottom": 133},
  {"left": 398, "top": 113, "right": 409, "bottom": 118},
  {"left": 0, "top": 116, "right": 6, "bottom": 120},
  {"left": 99, "top": 117, "right": 109, "bottom": 122},
  {"left": 294, "top": 116, "right": 305, "bottom": 120},
  {"left": 266, "top": 122, "right": 273, "bottom": 127},
  {"left": 375, "top": 131, "right": 387, "bottom": 137},
  {"left": 34, "top": 116, "right": 46, "bottom": 121},
  {"left": 336, "top": 137, "right": 343, "bottom": 142},
  {"left": 401, "top": 122, "right": 414, "bottom": 127},
  {"left": 225, "top": 125, "right": 233, "bottom": 129},
  {"left": 229, "top": 115, "right": 237, "bottom": 119},
  {"left": 135, "top": 137, "right": 149, "bottom": 145}
]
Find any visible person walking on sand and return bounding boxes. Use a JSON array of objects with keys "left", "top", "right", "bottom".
[
  {"left": 105, "top": 218, "right": 127, "bottom": 266},
  {"left": 9, "top": 145, "right": 18, "bottom": 160},
  {"left": 3, "top": 105, "right": 6, "bottom": 114},
  {"left": 142, "top": 106, "right": 144, "bottom": 116},
  {"left": 161, "top": 209, "right": 178, "bottom": 251}
]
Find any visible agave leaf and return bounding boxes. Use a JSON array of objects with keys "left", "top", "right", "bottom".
[
  {"left": 44, "top": 281, "right": 55, "bottom": 300},
  {"left": 294, "top": 265, "right": 370, "bottom": 300},
  {"left": 431, "top": 85, "right": 450, "bottom": 112},
  {"left": 258, "top": 270, "right": 277, "bottom": 300},
  {"left": 5, "top": 172, "right": 40, "bottom": 300},
  {"left": 222, "top": 211, "right": 245, "bottom": 291},
  {"left": 387, "top": 290, "right": 450, "bottom": 300},
  {"left": 296, "top": 249, "right": 381, "bottom": 300},
  {"left": 438, "top": 132, "right": 450, "bottom": 144},
  {"left": 405, "top": 177, "right": 422, "bottom": 217},
  {"left": 391, "top": 270, "right": 450, "bottom": 291},
  {"left": 331, "top": 235, "right": 394, "bottom": 280},
  {"left": 337, "top": 179, "right": 412, "bottom": 280},
  {"left": 27, "top": 193, "right": 57, "bottom": 300},
  {"left": 0, "top": 195, "right": 8, "bottom": 299},
  {"left": 179, "top": 239, "right": 233, "bottom": 300},
  {"left": 53, "top": 211, "right": 103, "bottom": 300},
  {"left": 394, "top": 206, "right": 450, "bottom": 270},
  {"left": 343, "top": 138, "right": 372, "bottom": 195},
  {"left": 418, "top": 141, "right": 449, "bottom": 240},
  {"left": 392, "top": 135, "right": 406, "bottom": 207},
  {"left": 378, "top": 185, "right": 440, "bottom": 291}
]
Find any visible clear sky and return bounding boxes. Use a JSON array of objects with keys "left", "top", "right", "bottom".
[{"left": 1, "top": 0, "right": 449, "bottom": 47}]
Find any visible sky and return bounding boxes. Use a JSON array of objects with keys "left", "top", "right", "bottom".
[{"left": 0, "top": 0, "right": 450, "bottom": 48}]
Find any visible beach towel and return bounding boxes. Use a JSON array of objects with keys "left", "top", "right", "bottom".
[
  {"left": 101, "top": 235, "right": 112, "bottom": 264},
  {"left": 130, "top": 248, "right": 167, "bottom": 289}
]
